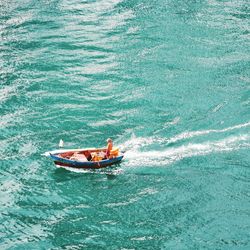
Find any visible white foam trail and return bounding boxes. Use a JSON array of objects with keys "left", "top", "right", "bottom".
[
  {"left": 123, "top": 134, "right": 250, "bottom": 167},
  {"left": 122, "top": 134, "right": 155, "bottom": 150},
  {"left": 118, "top": 122, "right": 250, "bottom": 153},
  {"left": 167, "top": 121, "right": 250, "bottom": 144},
  {"left": 55, "top": 165, "right": 123, "bottom": 175}
]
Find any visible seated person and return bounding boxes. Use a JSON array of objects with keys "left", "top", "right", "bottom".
[{"left": 84, "top": 151, "right": 92, "bottom": 161}]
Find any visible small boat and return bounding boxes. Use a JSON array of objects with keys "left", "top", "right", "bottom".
[{"left": 44, "top": 147, "right": 124, "bottom": 169}]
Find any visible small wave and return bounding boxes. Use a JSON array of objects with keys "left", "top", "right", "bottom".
[{"left": 55, "top": 165, "right": 123, "bottom": 175}]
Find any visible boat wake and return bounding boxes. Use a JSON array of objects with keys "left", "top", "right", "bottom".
[{"left": 119, "top": 122, "right": 250, "bottom": 167}]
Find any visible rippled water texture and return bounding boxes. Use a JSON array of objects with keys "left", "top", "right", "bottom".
[{"left": 1, "top": 0, "right": 250, "bottom": 249}]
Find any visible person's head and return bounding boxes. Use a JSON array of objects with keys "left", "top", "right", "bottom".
[{"left": 107, "top": 138, "right": 112, "bottom": 143}]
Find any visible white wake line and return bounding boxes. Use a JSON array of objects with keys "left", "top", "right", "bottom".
[
  {"left": 118, "top": 122, "right": 250, "bottom": 152},
  {"left": 124, "top": 134, "right": 250, "bottom": 167},
  {"left": 166, "top": 121, "right": 250, "bottom": 144},
  {"left": 55, "top": 165, "right": 124, "bottom": 175}
]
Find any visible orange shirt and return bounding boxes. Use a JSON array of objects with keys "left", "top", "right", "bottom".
[{"left": 106, "top": 142, "right": 113, "bottom": 156}]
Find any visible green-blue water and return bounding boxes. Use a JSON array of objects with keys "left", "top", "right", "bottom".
[{"left": 1, "top": 0, "right": 250, "bottom": 249}]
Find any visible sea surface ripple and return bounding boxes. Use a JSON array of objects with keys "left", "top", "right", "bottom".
[{"left": 1, "top": 0, "right": 250, "bottom": 249}]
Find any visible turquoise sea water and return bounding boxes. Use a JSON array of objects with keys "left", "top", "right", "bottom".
[{"left": 1, "top": 0, "right": 250, "bottom": 249}]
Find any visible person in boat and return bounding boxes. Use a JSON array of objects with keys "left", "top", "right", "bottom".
[
  {"left": 84, "top": 151, "right": 92, "bottom": 161},
  {"left": 105, "top": 138, "right": 113, "bottom": 159}
]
